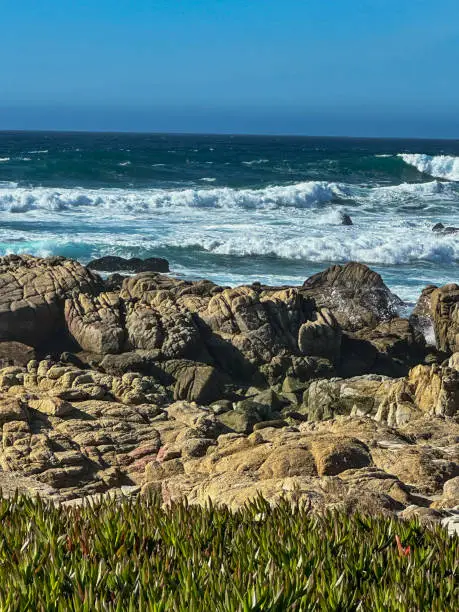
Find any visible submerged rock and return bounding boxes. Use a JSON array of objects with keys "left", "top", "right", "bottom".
[
  {"left": 341, "top": 213, "right": 353, "bottom": 226},
  {"left": 432, "top": 222, "right": 459, "bottom": 234},
  {"left": 87, "top": 255, "right": 170, "bottom": 273}
]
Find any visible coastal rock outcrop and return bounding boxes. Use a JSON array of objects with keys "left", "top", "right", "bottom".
[{"left": 0, "top": 254, "right": 457, "bottom": 520}]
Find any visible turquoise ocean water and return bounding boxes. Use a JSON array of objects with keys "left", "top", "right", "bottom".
[{"left": 1, "top": 131, "right": 458, "bottom": 304}]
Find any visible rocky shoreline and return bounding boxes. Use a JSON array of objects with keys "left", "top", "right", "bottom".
[{"left": 0, "top": 254, "right": 458, "bottom": 527}]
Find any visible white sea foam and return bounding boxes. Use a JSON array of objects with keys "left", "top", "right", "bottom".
[
  {"left": 369, "top": 180, "right": 454, "bottom": 200},
  {"left": 164, "top": 230, "right": 459, "bottom": 266},
  {"left": 0, "top": 181, "right": 346, "bottom": 214},
  {"left": 0, "top": 158, "right": 10, "bottom": 162},
  {"left": 0, "top": 181, "right": 17, "bottom": 188},
  {"left": 242, "top": 159, "right": 269, "bottom": 166},
  {"left": 199, "top": 177, "right": 216, "bottom": 182},
  {"left": 0, "top": 177, "right": 457, "bottom": 217},
  {"left": 398, "top": 153, "right": 459, "bottom": 181}
]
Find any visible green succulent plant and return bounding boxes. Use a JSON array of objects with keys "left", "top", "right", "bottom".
[{"left": 0, "top": 493, "right": 456, "bottom": 610}]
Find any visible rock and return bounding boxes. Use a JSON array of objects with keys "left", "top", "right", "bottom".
[
  {"left": 432, "top": 223, "right": 459, "bottom": 235},
  {"left": 449, "top": 353, "right": 459, "bottom": 370},
  {"left": 400, "top": 506, "right": 443, "bottom": 524},
  {"left": 216, "top": 409, "right": 261, "bottom": 434},
  {"left": 310, "top": 436, "right": 372, "bottom": 476},
  {"left": 302, "top": 262, "right": 402, "bottom": 331},
  {"left": 87, "top": 256, "right": 170, "bottom": 273},
  {"left": 163, "top": 361, "right": 228, "bottom": 405},
  {"left": 0, "top": 255, "right": 101, "bottom": 347},
  {"left": 65, "top": 292, "right": 125, "bottom": 354},
  {"left": 0, "top": 341, "right": 36, "bottom": 367},
  {"left": 298, "top": 308, "right": 342, "bottom": 362},
  {"left": 430, "top": 284, "right": 459, "bottom": 354},
  {"left": 410, "top": 285, "right": 438, "bottom": 345},
  {"left": 104, "top": 273, "right": 127, "bottom": 291},
  {"left": 302, "top": 376, "right": 392, "bottom": 421},
  {"left": 443, "top": 476, "right": 459, "bottom": 499},
  {"left": 0, "top": 396, "right": 28, "bottom": 424},
  {"left": 341, "top": 213, "right": 353, "bottom": 226},
  {"left": 182, "top": 438, "right": 216, "bottom": 458},
  {"left": 253, "top": 419, "right": 288, "bottom": 431},
  {"left": 372, "top": 445, "right": 459, "bottom": 495},
  {"left": 28, "top": 396, "right": 75, "bottom": 417},
  {"left": 353, "top": 317, "right": 426, "bottom": 376},
  {"left": 441, "top": 512, "right": 459, "bottom": 537},
  {"left": 100, "top": 351, "right": 160, "bottom": 376}
]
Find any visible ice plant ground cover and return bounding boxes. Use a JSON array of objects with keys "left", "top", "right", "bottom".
[{"left": 0, "top": 494, "right": 457, "bottom": 610}]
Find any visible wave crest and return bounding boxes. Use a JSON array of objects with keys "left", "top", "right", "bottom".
[
  {"left": 0, "top": 181, "right": 345, "bottom": 214},
  {"left": 398, "top": 153, "right": 459, "bottom": 181}
]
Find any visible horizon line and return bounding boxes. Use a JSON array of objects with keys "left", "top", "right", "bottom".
[{"left": 1, "top": 128, "right": 459, "bottom": 142}]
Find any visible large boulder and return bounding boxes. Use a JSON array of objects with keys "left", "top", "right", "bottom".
[
  {"left": 65, "top": 292, "right": 125, "bottom": 354},
  {"left": 302, "top": 262, "right": 401, "bottom": 331},
  {"left": 0, "top": 255, "right": 101, "bottom": 347}
]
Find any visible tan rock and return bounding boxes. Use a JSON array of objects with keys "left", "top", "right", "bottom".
[{"left": 0, "top": 255, "right": 101, "bottom": 346}]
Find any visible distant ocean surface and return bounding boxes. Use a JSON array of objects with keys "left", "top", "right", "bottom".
[{"left": 1, "top": 131, "right": 458, "bottom": 305}]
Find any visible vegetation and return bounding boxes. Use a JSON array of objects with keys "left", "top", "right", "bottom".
[{"left": 0, "top": 494, "right": 457, "bottom": 611}]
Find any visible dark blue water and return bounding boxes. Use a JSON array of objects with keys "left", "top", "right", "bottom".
[{"left": 1, "top": 131, "right": 458, "bottom": 303}]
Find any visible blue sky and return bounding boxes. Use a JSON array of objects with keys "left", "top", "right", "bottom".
[{"left": 1, "top": 0, "right": 458, "bottom": 137}]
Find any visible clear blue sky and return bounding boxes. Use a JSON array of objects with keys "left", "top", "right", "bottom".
[{"left": 1, "top": 0, "right": 458, "bottom": 137}]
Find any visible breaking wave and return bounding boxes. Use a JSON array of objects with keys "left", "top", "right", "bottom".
[
  {"left": 166, "top": 231, "right": 459, "bottom": 266},
  {"left": 0, "top": 178, "right": 457, "bottom": 216},
  {"left": 398, "top": 153, "right": 459, "bottom": 181},
  {"left": 0, "top": 181, "right": 346, "bottom": 214}
]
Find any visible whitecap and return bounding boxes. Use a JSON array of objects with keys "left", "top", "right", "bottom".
[
  {"left": 0, "top": 181, "right": 344, "bottom": 214},
  {"left": 242, "top": 159, "right": 269, "bottom": 166},
  {"left": 398, "top": 153, "right": 459, "bottom": 181}
]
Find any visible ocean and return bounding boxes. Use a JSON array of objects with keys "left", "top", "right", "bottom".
[{"left": 0, "top": 131, "right": 458, "bottom": 306}]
